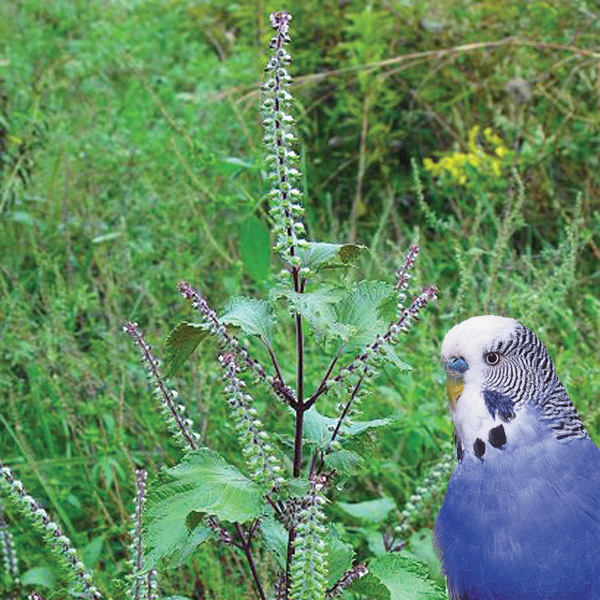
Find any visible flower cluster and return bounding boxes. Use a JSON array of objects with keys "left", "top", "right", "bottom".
[
  {"left": 178, "top": 281, "right": 295, "bottom": 405},
  {"left": 0, "top": 502, "right": 19, "bottom": 584},
  {"left": 124, "top": 322, "right": 201, "bottom": 451},
  {"left": 128, "top": 469, "right": 158, "bottom": 600},
  {"left": 0, "top": 462, "right": 101, "bottom": 600},
  {"left": 424, "top": 125, "right": 511, "bottom": 185},
  {"left": 262, "top": 11, "right": 308, "bottom": 267},
  {"left": 393, "top": 452, "right": 454, "bottom": 542},
  {"left": 219, "top": 353, "right": 285, "bottom": 489},
  {"left": 289, "top": 474, "right": 329, "bottom": 600}
]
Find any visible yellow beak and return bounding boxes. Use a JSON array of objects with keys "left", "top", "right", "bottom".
[{"left": 446, "top": 373, "right": 465, "bottom": 408}]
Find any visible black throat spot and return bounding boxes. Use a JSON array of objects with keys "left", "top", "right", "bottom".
[
  {"left": 488, "top": 424, "right": 507, "bottom": 449},
  {"left": 473, "top": 438, "right": 486, "bottom": 460},
  {"left": 483, "top": 389, "right": 516, "bottom": 422}
]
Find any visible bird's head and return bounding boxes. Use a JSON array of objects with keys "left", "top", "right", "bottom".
[{"left": 440, "top": 315, "right": 584, "bottom": 461}]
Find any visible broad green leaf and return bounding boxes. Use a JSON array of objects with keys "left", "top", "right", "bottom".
[
  {"left": 355, "top": 553, "right": 447, "bottom": 600},
  {"left": 406, "top": 529, "right": 444, "bottom": 584},
  {"left": 165, "top": 321, "right": 210, "bottom": 377},
  {"left": 297, "top": 242, "right": 367, "bottom": 271},
  {"left": 284, "top": 287, "right": 351, "bottom": 342},
  {"left": 239, "top": 216, "right": 270, "bottom": 283},
  {"left": 327, "top": 529, "right": 354, "bottom": 586},
  {"left": 335, "top": 281, "right": 397, "bottom": 349},
  {"left": 143, "top": 448, "right": 262, "bottom": 570},
  {"left": 302, "top": 407, "right": 394, "bottom": 447},
  {"left": 349, "top": 572, "right": 390, "bottom": 599},
  {"left": 221, "top": 297, "right": 275, "bottom": 344},
  {"left": 324, "top": 448, "right": 364, "bottom": 475},
  {"left": 21, "top": 566, "right": 56, "bottom": 589},
  {"left": 337, "top": 497, "right": 396, "bottom": 524},
  {"left": 260, "top": 516, "right": 288, "bottom": 568}
]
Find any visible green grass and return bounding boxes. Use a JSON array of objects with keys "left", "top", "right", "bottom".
[{"left": 1, "top": 0, "right": 599, "bottom": 598}]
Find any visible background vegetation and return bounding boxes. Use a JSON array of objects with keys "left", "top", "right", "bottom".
[{"left": 1, "top": 0, "right": 598, "bottom": 597}]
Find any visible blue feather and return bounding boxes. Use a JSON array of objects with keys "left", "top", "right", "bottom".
[{"left": 434, "top": 405, "right": 600, "bottom": 599}]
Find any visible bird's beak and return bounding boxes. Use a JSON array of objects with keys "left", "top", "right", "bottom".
[{"left": 445, "top": 357, "right": 468, "bottom": 408}]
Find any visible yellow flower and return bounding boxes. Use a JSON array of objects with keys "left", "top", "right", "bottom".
[{"left": 492, "top": 160, "right": 501, "bottom": 177}]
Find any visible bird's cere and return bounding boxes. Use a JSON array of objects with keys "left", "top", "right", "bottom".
[
  {"left": 124, "top": 321, "right": 201, "bottom": 450},
  {"left": 262, "top": 11, "right": 308, "bottom": 268},
  {"left": 0, "top": 462, "right": 102, "bottom": 600}
]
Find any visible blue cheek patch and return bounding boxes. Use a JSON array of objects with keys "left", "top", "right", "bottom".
[{"left": 483, "top": 389, "right": 516, "bottom": 422}]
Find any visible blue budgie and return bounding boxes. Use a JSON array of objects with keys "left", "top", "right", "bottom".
[{"left": 434, "top": 315, "right": 600, "bottom": 599}]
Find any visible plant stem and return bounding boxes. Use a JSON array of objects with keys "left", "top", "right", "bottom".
[
  {"left": 305, "top": 346, "right": 344, "bottom": 410},
  {"left": 235, "top": 524, "right": 267, "bottom": 600},
  {"left": 292, "top": 270, "right": 305, "bottom": 478}
]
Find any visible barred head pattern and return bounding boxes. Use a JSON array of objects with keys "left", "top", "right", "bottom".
[{"left": 483, "top": 324, "right": 588, "bottom": 441}]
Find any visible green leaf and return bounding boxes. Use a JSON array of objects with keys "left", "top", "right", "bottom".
[
  {"left": 335, "top": 281, "right": 397, "bottom": 349},
  {"left": 239, "top": 216, "right": 270, "bottom": 283},
  {"left": 297, "top": 242, "right": 367, "bottom": 271},
  {"left": 350, "top": 572, "right": 390, "bottom": 599},
  {"left": 337, "top": 497, "right": 396, "bottom": 524},
  {"left": 21, "top": 566, "right": 56, "bottom": 589},
  {"left": 406, "top": 529, "right": 444, "bottom": 584},
  {"left": 284, "top": 287, "right": 351, "bottom": 342},
  {"left": 165, "top": 321, "right": 210, "bottom": 377},
  {"left": 221, "top": 297, "right": 275, "bottom": 344},
  {"left": 143, "top": 448, "right": 262, "bottom": 570},
  {"left": 327, "top": 529, "right": 354, "bottom": 586},
  {"left": 302, "top": 407, "right": 394, "bottom": 448},
  {"left": 379, "top": 343, "right": 413, "bottom": 372},
  {"left": 356, "top": 553, "right": 447, "bottom": 600},
  {"left": 82, "top": 536, "right": 104, "bottom": 569},
  {"left": 260, "top": 517, "right": 288, "bottom": 568},
  {"left": 324, "top": 448, "right": 364, "bottom": 475}
]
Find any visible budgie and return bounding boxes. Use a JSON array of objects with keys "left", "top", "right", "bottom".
[{"left": 434, "top": 315, "right": 600, "bottom": 599}]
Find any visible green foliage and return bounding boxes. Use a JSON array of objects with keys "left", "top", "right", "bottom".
[
  {"left": 352, "top": 553, "right": 446, "bottom": 600},
  {"left": 142, "top": 448, "right": 261, "bottom": 569},
  {"left": 0, "top": 0, "right": 598, "bottom": 599}
]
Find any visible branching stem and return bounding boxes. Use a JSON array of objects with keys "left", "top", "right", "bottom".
[{"left": 235, "top": 523, "right": 267, "bottom": 600}]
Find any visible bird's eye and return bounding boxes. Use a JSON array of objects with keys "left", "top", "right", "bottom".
[{"left": 485, "top": 352, "right": 500, "bottom": 365}]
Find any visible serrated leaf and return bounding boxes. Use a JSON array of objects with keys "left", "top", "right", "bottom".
[
  {"left": 324, "top": 448, "right": 364, "bottom": 475},
  {"left": 302, "top": 407, "right": 394, "bottom": 448},
  {"left": 221, "top": 297, "right": 275, "bottom": 344},
  {"left": 143, "top": 448, "right": 262, "bottom": 570},
  {"left": 239, "top": 216, "right": 270, "bottom": 283},
  {"left": 337, "top": 497, "right": 396, "bottom": 524},
  {"left": 260, "top": 517, "right": 288, "bottom": 568},
  {"left": 327, "top": 529, "right": 354, "bottom": 586},
  {"left": 350, "top": 572, "right": 391, "bottom": 599},
  {"left": 297, "top": 242, "right": 368, "bottom": 271},
  {"left": 379, "top": 343, "right": 413, "bottom": 372},
  {"left": 406, "top": 529, "right": 444, "bottom": 584},
  {"left": 363, "top": 553, "right": 447, "bottom": 600},
  {"left": 335, "top": 281, "right": 397, "bottom": 350},
  {"left": 284, "top": 287, "right": 351, "bottom": 343},
  {"left": 165, "top": 321, "right": 210, "bottom": 377}
]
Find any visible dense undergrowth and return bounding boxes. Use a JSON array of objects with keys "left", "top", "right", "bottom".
[{"left": 0, "top": 0, "right": 598, "bottom": 598}]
